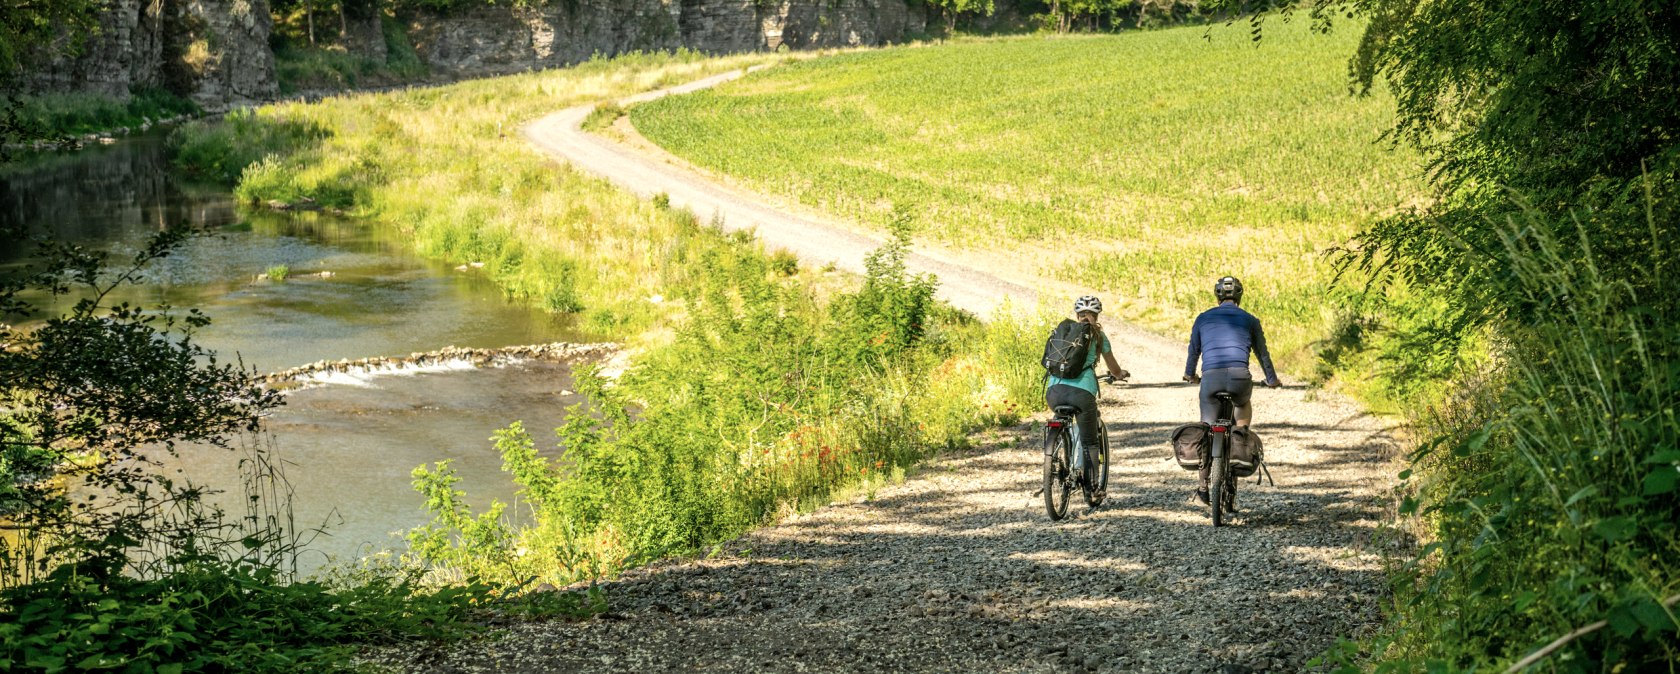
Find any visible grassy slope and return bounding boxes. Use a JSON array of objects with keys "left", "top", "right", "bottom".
[{"left": 633, "top": 21, "right": 1422, "bottom": 379}]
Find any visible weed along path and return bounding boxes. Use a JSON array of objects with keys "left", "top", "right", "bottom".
[{"left": 425, "top": 73, "right": 1410, "bottom": 673}]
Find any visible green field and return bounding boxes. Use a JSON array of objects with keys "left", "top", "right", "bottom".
[{"left": 634, "top": 21, "right": 1423, "bottom": 377}]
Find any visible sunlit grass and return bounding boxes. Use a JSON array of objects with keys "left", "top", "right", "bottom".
[
  {"left": 178, "top": 51, "right": 791, "bottom": 336},
  {"left": 632, "top": 21, "right": 1425, "bottom": 375}
]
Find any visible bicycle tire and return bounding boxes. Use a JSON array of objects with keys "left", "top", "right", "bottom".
[
  {"left": 1083, "top": 425, "right": 1108, "bottom": 508},
  {"left": 1043, "top": 428, "right": 1072, "bottom": 521},
  {"left": 1209, "top": 435, "right": 1226, "bottom": 527}
]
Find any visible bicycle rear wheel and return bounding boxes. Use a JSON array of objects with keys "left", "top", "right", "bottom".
[
  {"left": 1043, "top": 429, "right": 1073, "bottom": 521},
  {"left": 1208, "top": 436, "right": 1227, "bottom": 527}
]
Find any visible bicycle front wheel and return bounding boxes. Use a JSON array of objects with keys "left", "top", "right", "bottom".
[{"left": 1043, "top": 429, "right": 1072, "bottom": 521}]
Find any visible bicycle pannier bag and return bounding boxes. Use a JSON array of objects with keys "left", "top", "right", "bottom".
[
  {"left": 1041, "top": 319, "right": 1094, "bottom": 379},
  {"left": 1169, "top": 423, "right": 1209, "bottom": 470},
  {"left": 1229, "top": 427, "right": 1264, "bottom": 478}
]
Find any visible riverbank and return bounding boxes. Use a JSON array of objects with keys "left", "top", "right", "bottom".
[{"left": 169, "top": 50, "right": 1051, "bottom": 591}]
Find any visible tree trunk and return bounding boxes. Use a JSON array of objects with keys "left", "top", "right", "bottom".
[{"left": 306, "top": 0, "right": 316, "bottom": 46}]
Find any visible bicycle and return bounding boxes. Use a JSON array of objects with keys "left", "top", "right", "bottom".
[
  {"left": 1200, "top": 385, "right": 1277, "bottom": 527},
  {"left": 1041, "top": 374, "right": 1121, "bottom": 521},
  {"left": 1205, "top": 391, "right": 1238, "bottom": 527}
]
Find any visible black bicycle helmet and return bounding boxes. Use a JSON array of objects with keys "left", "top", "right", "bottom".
[{"left": 1214, "top": 276, "right": 1243, "bottom": 303}]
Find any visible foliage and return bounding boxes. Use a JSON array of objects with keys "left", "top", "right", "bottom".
[
  {"left": 266, "top": 264, "right": 291, "bottom": 281},
  {"left": 0, "top": 557, "right": 500, "bottom": 673},
  {"left": 928, "top": 0, "right": 997, "bottom": 33},
  {"left": 631, "top": 20, "right": 1422, "bottom": 397},
  {"left": 0, "top": 226, "right": 285, "bottom": 586},
  {"left": 0, "top": 0, "right": 101, "bottom": 85},
  {"left": 1334, "top": 0, "right": 1680, "bottom": 351},
  {"left": 1224, "top": 0, "right": 1680, "bottom": 669},
  {"left": 1332, "top": 215, "right": 1680, "bottom": 672},
  {"left": 271, "top": 17, "right": 429, "bottom": 94},
  {"left": 0, "top": 89, "right": 198, "bottom": 139},
  {"left": 407, "top": 230, "right": 1047, "bottom": 585}
]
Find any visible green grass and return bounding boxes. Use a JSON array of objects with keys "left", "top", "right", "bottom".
[
  {"left": 3, "top": 88, "right": 199, "bottom": 138},
  {"left": 632, "top": 21, "right": 1425, "bottom": 385}
]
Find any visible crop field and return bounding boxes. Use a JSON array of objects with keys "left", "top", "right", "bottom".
[{"left": 633, "top": 20, "right": 1425, "bottom": 376}]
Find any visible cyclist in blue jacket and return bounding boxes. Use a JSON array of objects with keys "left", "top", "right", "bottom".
[{"left": 1183, "top": 276, "right": 1279, "bottom": 504}]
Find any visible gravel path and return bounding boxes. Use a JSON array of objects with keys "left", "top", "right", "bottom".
[{"left": 395, "top": 71, "right": 1405, "bottom": 673}]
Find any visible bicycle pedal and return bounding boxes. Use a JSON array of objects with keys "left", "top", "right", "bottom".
[{"left": 1031, "top": 487, "right": 1044, "bottom": 498}]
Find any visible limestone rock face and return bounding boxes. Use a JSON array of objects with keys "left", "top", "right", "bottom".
[
  {"left": 406, "top": 0, "right": 684, "bottom": 80},
  {"left": 25, "top": 0, "right": 920, "bottom": 108},
  {"left": 24, "top": 0, "right": 277, "bottom": 111},
  {"left": 172, "top": 0, "right": 280, "bottom": 108},
  {"left": 409, "top": 0, "right": 921, "bottom": 79}
]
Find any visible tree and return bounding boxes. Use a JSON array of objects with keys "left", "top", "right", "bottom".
[
  {"left": 0, "top": 0, "right": 103, "bottom": 86},
  {"left": 1333, "top": 0, "right": 1679, "bottom": 325},
  {"left": 0, "top": 225, "right": 285, "bottom": 585},
  {"left": 929, "top": 0, "right": 996, "bottom": 33}
]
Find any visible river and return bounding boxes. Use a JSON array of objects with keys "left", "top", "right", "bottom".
[{"left": 1, "top": 134, "right": 597, "bottom": 569}]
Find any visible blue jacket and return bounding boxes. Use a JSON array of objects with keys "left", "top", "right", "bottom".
[{"left": 1185, "top": 302, "right": 1277, "bottom": 381}]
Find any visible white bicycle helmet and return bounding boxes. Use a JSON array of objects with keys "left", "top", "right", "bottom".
[{"left": 1073, "top": 295, "right": 1103, "bottom": 315}]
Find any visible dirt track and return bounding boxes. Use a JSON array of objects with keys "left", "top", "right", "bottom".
[{"left": 394, "top": 71, "right": 1405, "bottom": 673}]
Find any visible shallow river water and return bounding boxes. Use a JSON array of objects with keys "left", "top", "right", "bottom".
[{"left": 2, "top": 135, "right": 594, "bottom": 567}]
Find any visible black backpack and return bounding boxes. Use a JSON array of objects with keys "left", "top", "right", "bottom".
[{"left": 1041, "top": 319, "right": 1095, "bottom": 379}]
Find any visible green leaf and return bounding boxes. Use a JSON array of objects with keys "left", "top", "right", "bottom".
[
  {"left": 1592, "top": 516, "right": 1638, "bottom": 543},
  {"left": 1608, "top": 605, "right": 1640, "bottom": 637},
  {"left": 1565, "top": 485, "right": 1598, "bottom": 506},
  {"left": 1397, "top": 468, "right": 1412, "bottom": 480},
  {"left": 1643, "top": 467, "right": 1679, "bottom": 495},
  {"left": 1451, "top": 428, "right": 1490, "bottom": 457},
  {"left": 158, "top": 663, "right": 184, "bottom": 674},
  {"left": 1644, "top": 449, "right": 1680, "bottom": 464},
  {"left": 1399, "top": 496, "right": 1420, "bottom": 515},
  {"left": 1631, "top": 598, "right": 1678, "bottom": 632}
]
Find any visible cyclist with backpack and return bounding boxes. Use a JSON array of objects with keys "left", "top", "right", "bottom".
[
  {"left": 1182, "top": 276, "right": 1280, "bottom": 505},
  {"left": 1043, "top": 296, "right": 1130, "bottom": 460}
]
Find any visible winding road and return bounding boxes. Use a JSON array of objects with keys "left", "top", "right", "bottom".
[{"left": 401, "top": 71, "right": 1404, "bottom": 673}]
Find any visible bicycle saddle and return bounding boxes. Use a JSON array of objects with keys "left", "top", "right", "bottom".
[
  {"left": 1052, "top": 405, "right": 1081, "bottom": 417},
  {"left": 1212, "top": 392, "right": 1235, "bottom": 399}
]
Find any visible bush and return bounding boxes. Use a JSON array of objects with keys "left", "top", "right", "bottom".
[
  {"left": 1344, "top": 213, "right": 1680, "bottom": 672},
  {"left": 0, "top": 558, "right": 493, "bottom": 673}
]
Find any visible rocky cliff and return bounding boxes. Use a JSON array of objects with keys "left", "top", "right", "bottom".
[
  {"left": 25, "top": 0, "right": 923, "bottom": 108},
  {"left": 25, "top": 0, "right": 277, "bottom": 111},
  {"left": 406, "top": 0, "right": 925, "bottom": 80}
]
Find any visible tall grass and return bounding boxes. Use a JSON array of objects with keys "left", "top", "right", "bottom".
[
  {"left": 1343, "top": 212, "right": 1680, "bottom": 671},
  {"left": 632, "top": 20, "right": 1424, "bottom": 389},
  {"left": 409, "top": 231, "right": 1051, "bottom": 586}
]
